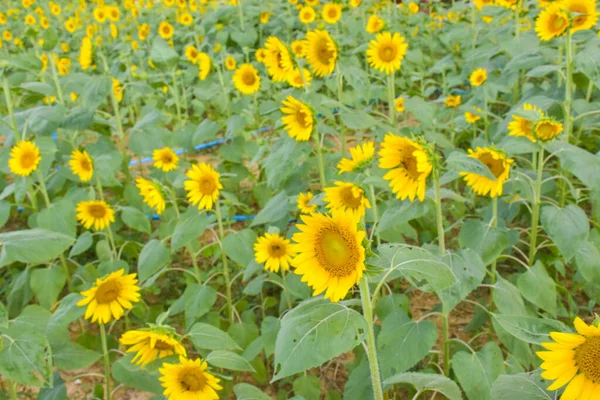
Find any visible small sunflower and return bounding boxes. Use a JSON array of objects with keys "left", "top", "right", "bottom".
[
  {"left": 120, "top": 329, "right": 187, "bottom": 366},
  {"left": 264, "top": 36, "right": 294, "bottom": 82},
  {"left": 366, "top": 32, "right": 408, "bottom": 75},
  {"left": 255, "top": 48, "right": 267, "bottom": 63},
  {"left": 178, "top": 12, "right": 193, "bottom": 26},
  {"left": 254, "top": 233, "right": 296, "bottom": 273},
  {"left": 460, "top": 147, "right": 514, "bottom": 198},
  {"left": 281, "top": 96, "right": 314, "bottom": 141},
  {"left": 225, "top": 55, "right": 236, "bottom": 71},
  {"left": 469, "top": 68, "right": 487, "bottom": 86},
  {"left": 322, "top": 3, "right": 342, "bottom": 24},
  {"left": 69, "top": 149, "right": 93, "bottom": 182},
  {"left": 77, "top": 269, "right": 141, "bottom": 324},
  {"left": 349, "top": 0, "right": 362, "bottom": 7},
  {"left": 136, "top": 178, "right": 166, "bottom": 215},
  {"left": 474, "top": 0, "right": 495, "bottom": 10},
  {"left": 185, "top": 45, "right": 199, "bottom": 63},
  {"left": 93, "top": 7, "right": 107, "bottom": 23},
  {"left": 465, "top": 107, "right": 483, "bottom": 124},
  {"left": 79, "top": 36, "right": 93, "bottom": 71},
  {"left": 366, "top": 14, "right": 385, "bottom": 33},
  {"left": 306, "top": 0, "right": 319, "bottom": 5},
  {"left": 305, "top": 30, "right": 337, "bottom": 77},
  {"left": 379, "top": 133, "right": 433, "bottom": 202},
  {"left": 198, "top": 52, "right": 211, "bottom": 80},
  {"left": 395, "top": 96, "right": 405, "bottom": 113},
  {"left": 535, "top": 119, "right": 563, "bottom": 141},
  {"left": 408, "top": 2, "right": 419, "bottom": 13},
  {"left": 565, "top": 0, "right": 598, "bottom": 33},
  {"left": 324, "top": 182, "right": 371, "bottom": 218},
  {"left": 337, "top": 141, "right": 375, "bottom": 174},
  {"left": 538, "top": 317, "right": 600, "bottom": 398},
  {"left": 287, "top": 68, "right": 312, "bottom": 88},
  {"left": 159, "top": 21, "right": 174, "bottom": 40},
  {"left": 291, "top": 209, "right": 366, "bottom": 302},
  {"left": 299, "top": 6, "right": 316, "bottom": 23},
  {"left": 298, "top": 191, "right": 317, "bottom": 214},
  {"left": 184, "top": 163, "right": 222, "bottom": 211},
  {"left": 233, "top": 63, "right": 261, "bottom": 95},
  {"left": 535, "top": 3, "right": 569, "bottom": 41},
  {"left": 8, "top": 141, "right": 41, "bottom": 177},
  {"left": 76, "top": 200, "right": 115, "bottom": 230},
  {"left": 153, "top": 147, "right": 179, "bottom": 172},
  {"left": 445, "top": 95, "right": 462, "bottom": 107},
  {"left": 508, "top": 103, "right": 544, "bottom": 142},
  {"left": 260, "top": 11, "right": 272, "bottom": 24},
  {"left": 291, "top": 40, "right": 307, "bottom": 58},
  {"left": 159, "top": 357, "right": 222, "bottom": 400}
]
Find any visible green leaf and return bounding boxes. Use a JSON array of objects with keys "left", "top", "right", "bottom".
[
  {"left": 150, "top": 37, "right": 178, "bottom": 70},
  {"left": 438, "top": 249, "right": 486, "bottom": 314},
  {"left": 111, "top": 354, "right": 165, "bottom": 394},
  {"left": 121, "top": 206, "right": 151, "bottom": 234},
  {"left": 183, "top": 284, "right": 217, "bottom": 330},
  {"left": 61, "top": 106, "right": 95, "bottom": 131},
  {"left": 384, "top": 373, "right": 462, "bottom": 400},
  {"left": 222, "top": 228, "right": 258, "bottom": 268},
  {"left": 41, "top": 28, "right": 59, "bottom": 51},
  {"left": 261, "top": 316, "right": 280, "bottom": 358},
  {"left": 491, "top": 370, "right": 554, "bottom": 400},
  {"left": 575, "top": 240, "right": 600, "bottom": 284},
  {"left": 51, "top": 336, "right": 101, "bottom": 371},
  {"left": 458, "top": 219, "right": 512, "bottom": 265},
  {"left": 293, "top": 375, "right": 321, "bottom": 400},
  {"left": 494, "top": 276, "right": 527, "bottom": 316},
  {"left": 250, "top": 191, "right": 289, "bottom": 227},
  {"left": 0, "top": 302, "right": 7, "bottom": 328},
  {"left": 491, "top": 314, "right": 568, "bottom": 345},
  {"left": 188, "top": 322, "right": 241, "bottom": 351},
  {"left": 231, "top": 28, "right": 258, "bottom": 47},
  {"left": 193, "top": 119, "right": 221, "bottom": 145},
  {"left": 547, "top": 142, "right": 600, "bottom": 190},
  {"left": 226, "top": 114, "right": 247, "bottom": 137},
  {"left": 340, "top": 109, "right": 377, "bottom": 130},
  {"left": 540, "top": 205, "right": 589, "bottom": 261},
  {"left": 82, "top": 75, "right": 112, "bottom": 109},
  {"left": 206, "top": 350, "right": 256, "bottom": 372},
  {"left": 30, "top": 266, "right": 66, "bottom": 309},
  {"left": 0, "top": 229, "right": 75, "bottom": 268},
  {"left": 233, "top": 383, "right": 272, "bottom": 400},
  {"left": 0, "top": 200, "right": 10, "bottom": 229},
  {"left": 137, "top": 239, "right": 170, "bottom": 282},
  {"left": 273, "top": 298, "right": 367, "bottom": 381},
  {"left": 516, "top": 261, "right": 556, "bottom": 315},
  {"left": 171, "top": 208, "right": 207, "bottom": 251},
  {"left": 446, "top": 151, "right": 497, "bottom": 181},
  {"left": 38, "top": 373, "right": 67, "bottom": 400},
  {"left": 452, "top": 342, "right": 505, "bottom": 400},
  {"left": 376, "top": 200, "right": 431, "bottom": 234},
  {"left": 69, "top": 231, "right": 93, "bottom": 257},
  {"left": 36, "top": 199, "right": 77, "bottom": 238}
]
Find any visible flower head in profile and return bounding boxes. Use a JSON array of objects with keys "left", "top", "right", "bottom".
[
  {"left": 184, "top": 163, "right": 222, "bottom": 210},
  {"left": 69, "top": 149, "right": 93, "bottom": 181},
  {"left": 465, "top": 107, "right": 483, "bottom": 124},
  {"left": 535, "top": 118, "right": 563, "bottom": 141},
  {"left": 77, "top": 269, "right": 141, "bottom": 324},
  {"left": 324, "top": 182, "right": 371, "bottom": 218},
  {"left": 287, "top": 68, "right": 312, "bottom": 88},
  {"left": 254, "top": 233, "right": 296, "bottom": 273},
  {"left": 153, "top": 147, "right": 179, "bottom": 172},
  {"left": 291, "top": 209, "right": 366, "bottom": 302},
  {"left": 136, "top": 178, "right": 166, "bottom": 215},
  {"left": 263, "top": 36, "right": 294, "bottom": 82},
  {"left": 469, "top": 68, "right": 487, "bottom": 86},
  {"left": 233, "top": 63, "right": 260, "bottom": 95},
  {"left": 281, "top": 96, "right": 313, "bottom": 141},
  {"left": 535, "top": 3, "right": 569, "bottom": 40},
  {"left": 8, "top": 141, "right": 41, "bottom": 177},
  {"left": 305, "top": 30, "right": 337, "bottom": 77},
  {"left": 120, "top": 328, "right": 186, "bottom": 366},
  {"left": 159, "top": 357, "right": 222, "bottom": 400},
  {"left": 565, "top": 0, "right": 598, "bottom": 34},
  {"left": 79, "top": 36, "right": 93, "bottom": 70},
  {"left": 367, "top": 32, "right": 408, "bottom": 75},
  {"left": 198, "top": 52, "right": 211, "bottom": 80},
  {"left": 322, "top": 3, "right": 342, "bottom": 24},
  {"left": 460, "top": 147, "right": 514, "bottom": 198},
  {"left": 298, "top": 191, "right": 317, "bottom": 214},
  {"left": 366, "top": 14, "right": 385, "bottom": 33},
  {"left": 508, "top": 103, "right": 544, "bottom": 142},
  {"left": 445, "top": 95, "right": 461, "bottom": 107},
  {"left": 337, "top": 142, "right": 375, "bottom": 174},
  {"left": 76, "top": 200, "right": 115, "bottom": 230}
]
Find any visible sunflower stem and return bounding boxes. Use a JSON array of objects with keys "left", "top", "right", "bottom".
[
  {"left": 170, "top": 69, "right": 183, "bottom": 127},
  {"left": 368, "top": 184, "right": 381, "bottom": 247},
  {"left": 7, "top": 380, "right": 17, "bottom": 400},
  {"left": 48, "top": 55, "right": 65, "bottom": 104},
  {"left": 388, "top": 73, "right": 396, "bottom": 126},
  {"left": 99, "top": 323, "right": 112, "bottom": 400},
  {"left": 514, "top": 1, "right": 520, "bottom": 39},
  {"left": 433, "top": 170, "right": 446, "bottom": 253},
  {"left": 281, "top": 269, "right": 293, "bottom": 310},
  {"left": 358, "top": 278, "right": 384, "bottom": 400},
  {"left": 441, "top": 313, "right": 450, "bottom": 376},
  {"left": 315, "top": 132, "right": 327, "bottom": 189},
  {"left": 483, "top": 86, "right": 489, "bottom": 143},
  {"left": 236, "top": 0, "right": 245, "bottom": 31},
  {"left": 3, "top": 76, "right": 20, "bottom": 141},
  {"left": 187, "top": 244, "right": 202, "bottom": 284},
  {"left": 564, "top": 29, "right": 573, "bottom": 144},
  {"left": 216, "top": 62, "right": 231, "bottom": 118},
  {"left": 490, "top": 196, "right": 498, "bottom": 311},
  {"left": 528, "top": 148, "right": 544, "bottom": 267},
  {"left": 336, "top": 65, "right": 346, "bottom": 158},
  {"left": 215, "top": 200, "right": 234, "bottom": 325}
]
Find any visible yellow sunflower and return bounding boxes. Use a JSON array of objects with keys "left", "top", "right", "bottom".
[
  {"left": 378, "top": 134, "right": 432, "bottom": 202},
  {"left": 565, "top": 0, "right": 598, "bottom": 33},
  {"left": 408, "top": 2, "right": 419, "bottom": 13},
  {"left": 79, "top": 36, "right": 93, "bottom": 71},
  {"left": 367, "top": 32, "right": 408, "bottom": 75},
  {"left": 106, "top": 5, "right": 120, "bottom": 21},
  {"left": 465, "top": 107, "right": 483, "bottom": 124},
  {"left": 112, "top": 78, "right": 124, "bottom": 103},
  {"left": 93, "top": 7, "right": 107, "bottom": 23},
  {"left": 298, "top": 191, "right": 317, "bottom": 214},
  {"left": 198, "top": 52, "right": 211, "bottom": 80},
  {"left": 306, "top": 0, "right": 319, "bottom": 5},
  {"left": 535, "top": 3, "right": 569, "bottom": 41},
  {"left": 254, "top": 233, "right": 296, "bottom": 273},
  {"left": 120, "top": 329, "right": 187, "bottom": 366},
  {"left": 337, "top": 141, "right": 375, "bottom": 173},
  {"left": 291, "top": 40, "right": 307, "bottom": 58},
  {"left": 507, "top": 103, "right": 544, "bottom": 142},
  {"left": 324, "top": 182, "right": 371, "bottom": 218},
  {"left": 225, "top": 55, "right": 236, "bottom": 71},
  {"left": 535, "top": 119, "right": 563, "bottom": 141},
  {"left": 136, "top": 178, "right": 166, "bottom": 215},
  {"left": 395, "top": 96, "right": 405, "bottom": 113},
  {"left": 184, "top": 163, "right": 222, "bottom": 210},
  {"left": 159, "top": 21, "right": 174, "bottom": 39},
  {"left": 299, "top": 6, "right": 316, "bottom": 23},
  {"left": 260, "top": 11, "right": 272, "bottom": 24},
  {"left": 255, "top": 48, "right": 267, "bottom": 63},
  {"left": 152, "top": 147, "right": 179, "bottom": 171},
  {"left": 77, "top": 269, "right": 141, "bottom": 324},
  {"left": 8, "top": 141, "right": 41, "bottom": 177},
  {"left": 366, "top": 14, "right": 385, "bottom": 33},
  {"left": 159, "top": 357, "right": 222, "bottom": 400},
  {"left": 185, "top": 45, "right": 199, "bottom": 63},
  {"left": 469, "top": 68, "right": 487, "bottom": 86},
  {"left": 287, "top": 68, "right": 312, "bottom": 88},
  {"left": 474, "top": 0, "right": 495, "bottom": 10},
  {"left": 322, "top": 3, "right": 342, "bottom": 24},
  {"left": 305, "top": 30, "right": 337, "bottom": 77},
  {"left": 69, "top": 149, "right": 93, "bottom": 182},
  {"left": 460, "top": 147, "right": 514, "bottom": 198},
  {"left": 291, "top": 209, "right": 366, "bottom": 302},
  {"left": 538, "top": 317, "right": 600, "bottom": 399},
  {"left": 178, "top": 12, "right": 193, "bottom": 26},
  {"left": 233, "top": 63, "right": 261, "bottom": 95},
  {"left": 445, "top": 94, "right": 461, "bottom": 107},
  {"left": 281, "top": 96, "right": 314, "bottom": 141},
  {"left": 349, "top": 0, "right": 362, "bottom": 7},
  {"left": 264, "top": 36, "right": 294, "bottom": 82},
  {"left": 76, "top": 200, "right": 115, "bottom": 230}
]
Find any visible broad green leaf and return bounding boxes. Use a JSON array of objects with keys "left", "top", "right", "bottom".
[
  {"left": 51, "top": 336, "right": 102, "bottom": 371},
  {"left": 82, "top": 75, "right": 111, "bottom": 109},
  {"left": 0, "top": 199, "right": 10, "bottom": 229},
  {"left": 137, "top": 239, "right": 170, "bottom": 282},
  {"left": 376, "top": 200, "right": 431, "bottom": 234},
  {"left": 293, "top": 375, "right": 321, "bottom": 400},
  {"left": 250, "top": 191, "right": 289, "bottom": 227},
  {"left": 171, "top": 207, "right": 207, "bottom": 251},
  {"left": 273, "top": 298, "right": 367, "bottom": 381},
  {"left": 575, "top": 240, "right": 600, "bottom": 285},
  {"left": 0, "top": 229, "right": 75, "bottom": 268},
  {"left": 384, "top": 373, "right": 462, "bottom": 400},
  {"left": 233, "top": 383, "right": 272, "bottom": 400},
  {"left": 38, "top": 373, "right": 67, "bottom": 400},
  {"left": 226, "top": 114, "right": 247, "bottom": 137},
  {"left": 60, "top": 106, "right": 94, "bottom": 131},
  {"left": 222, "top": 228, "right": 258, "bottom": 268},
  {"left": 493, "top": 276, "right": 527, "bottom": 316},
  {"left": 193, "top": 119, "right": 221, "bottom": 145},
  {"left": 36, "top": 199, "right": 77, "bottom": 238},
  {"left": 458, "top": 219, "right": 512, "bottom": 265},
  {"left": 112, "top": 354, "right": 165, "bottom": 394},
  {"left": 261, "top": 317, "right": 280, "bottom": 358},
  {"left": 446, "top": 151, "right": 497, "bottom": 181},
  {"left": 184, "top": 284, "right": 217, "bottom": 330},
  {"left": 0, "top": 302, "right": 7, "bottom": 328},
  {"left": 540, "top": 205, "right": 589, "bottom": 261},
  {"left": 491, "top": 314, "right": 568, "bottom": 345},
  {"left": 206, "top": 350, "right": 256, "bottom": 372},
  {"left": 340, "top": 109, "right": 377, "bottom": 130},
  {"left": 491, "top": 370, "right": 554, "bottom": 400},
  {"left": 188, "top": 322, "right": 241, "bottom": 351},
  {"left": 452, "top": 342, "right": 505, "bottom": 400},
  {"left": 547, "top": 142, "right": 600, "bottom": 190},
  {"left": 121, "top": 206, "right": 151, "bottom": 234},
  {"left": 69, "top": 231, "right": 93, "bottom": 257},
  {"left": 30, "top": 266, "right": 67, "bottom": 309},
  {"left": 150, "top": 37, "right": 178, "bottom": 70},
  {"left": 228, "top": 322, "right": 260, "bottom": 350},
  {"left": 516, "top": 261, "right": 556, "bottom": 315},
  {"left": 438, "top": 249, "right": 486, "bottom": 314}
]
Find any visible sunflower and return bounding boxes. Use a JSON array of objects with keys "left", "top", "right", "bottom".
[
  {"left": 255, "top": 48, "right": 267, "bottom": 63},
  {"left": 178, "top": 12, "right": 193, "bottom": 26},
  {"left": 225, "top": 55, "right": 236, "bottom": 71},
  {"left": 69, "top": 149, "right": 93, "bottom": 181},
  {"left": 152, "top": 147, "right": 179, "bottom": 172},
  {"left": 305, "top": 30, "right": 337, "bottom": 77},
  {"left": 474, "top": 0, "right": 495, "bottom": 9},
  {"left": 469, "top": 68, "right": 487, "bottom": 86},
  {"left": 538, "top": 317, "right": 600, "bottom": 399},
  {"left": 281, "top": 96, "right": 313, "bottom": 141},
  {"left": 287, "top": 68, "right": 312, "bottom": 88},
  {"left": 77, "top": 269, "right": 141, "bottom": 324},
  {"left": 8, "top": 141, "right": 41, "bottom": 177},
  {"left": 565, "top": 0, "right": 598, "bottom": 33},
  {"left": 24, "top": 14, "right": 36, "bottom": 26},
  {"left": 508, "top": 103, "right": 544, "bottom": 142},
  {"left": 106, "top": 5, "right": 120, "bottom": 21},
  {"left": 444, "top": 94, "right": 461, "bottom": 107},
  {"left": 366, "top": 32, "right": 408, "bottom": 75},
  {"left": 324, "top": 182, "right": 371, "bottom": 218},
  {"left": 79, "top": 36, "right": 93, "bottom": 71},
  {"left": 198, "top": 52, "right": 211, "bottom": 80},
  {"left": 233, "top": 63, "right": 261, "bottom": 95},
  {"left": 93, "top": 7, "right": 107, "bottom": 23},
  {"left": 306, "top": 0, "right": 319, "bottom": 5},
  {"left": 159, "top": 21, "right": 174, "bottom": 39},
  {"left": 136, "top": 178, "right": 166, "bottom": 215},
  {"left": 264, "top": 36, "right": 294, "bottom": 82},
  {"left": 112, "top": 78, "right": 123, "bottom": 103},
  {"left": 378, "top": 134, "right": 433, "bottom": 202},
  {"left": 185, "top": 45, "right": 199, "bottom": 63},
  {"left": 535, "top": 3, "right": 569, "bottom": 41},
  {"left": 395, "top": 96, "right": 405, "bottom": 113},
  {"left": 2, "top": 31, "right": 12, "bottom": 41},
  {"left": 299, "top": 6, "right": 316, "bottom": 23},
  {"left": 120, "top": 329, "right": 186, "bottom": 366},
  {"left": 260, "top": 11, "right": 272, "bottom": 24},
  {"left": 65, "top": 18, "right": 77, "bottom": 33},
  {"left": 460, "top": 147, "right": 514, "bottom": 198},
  {"left": 535, "top": 119, "right": 563, "bottom": 141},
  {"left": 409, "top": 2, "right": 419, "bottom": 13},
  {"left": 322, "top": 3, "right": 342, "bottom": 24},
  {"left": 159, "top": 357, "right": 222, "bottom": 400},
  {"left": 337, "top": 141, "right": 375, "bottom": 174},
  {"left": 76, "top": 200, "right": 115, "bottom": 230},
  {"left": 465, "top": 108, "right": 483, "bottom": 124},
  {"left": 349, "top": 0, "right": 362, "bottom": 7},
  {"left": 366, "top": 14, "right": 385, "bottom": 33},
  {"left": 291, "top": 40, "right": 307, "bottom": 58},
  {"left": 291, "top": 209, "right": 366, "bottom": 302},
  {"left": 298, "top": 191, "right": 317, "bottom": 214},
  {"left": 254, "top": 233, "right": 296, "bottom": 273},
  {"left": 184, "top": 163, "right": 222, "bottom": 211}
]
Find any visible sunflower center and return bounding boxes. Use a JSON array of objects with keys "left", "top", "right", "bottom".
[
  {"left": 575, "top": 337, "right": 600, "bottom": 383},
  {"left": 80, "top": 158, "right": 92, "bottom": 172},
  {"left": 550, "top": 14, "right": 567, "bottom": 31},
  {"left": 87, "top": 204, "right": 107, "bottom": 218},
  {"left": 400, "top": 147, "right": 421, "bottom": 181},
  {"left": 328, "top": 9, "right": 338, "bottom": 18},
  {"left": 316, "top": 41, "right": 335, "bottom": 65},
  {"left": 162, "top": 26, "right": 170, "bottom": 34},
  {"left": 162, "top": 154, "right": 173, "bottom": 164},
  {"left": 296, "top": 109, "right": 310, "bottom": 128},
  {"left": 316, "top": 226, "right": 357, "bottom": 277},
  {"left": 378, "top": 44, "right": 397, "bottom": 62},
  {"left": 269, "top": 244, "right": 286, "bottom": 257},
  {"left": 478, "top": 153, "right": 505, "bottom": 178},
  {"left": 340, "top": 186, "right": 363, "bottom": 209},
  {"left": 19, "top": 151, "right": 36, "bottom": 169},
  {"left": 242, "top": 70, "right": 256, "bottom": 85},
  {"left": 200, "top": 178, "right": 216, "bottom": 195},
  {"left": 180, "top": 369, "right": 207, "bottom": 392},
  {"left": 154, "top": 339, "right": 173, "bottom": 350},
  {"left": 96, "top": 280, "right": 120, "bottom": 304},
  {"left": 536, "top": 122, "right": 557, "bottom": 139}
]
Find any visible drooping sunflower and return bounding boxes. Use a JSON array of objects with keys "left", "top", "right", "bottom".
[
  {"left": 565, "top": 0, "right": 598, "bottom": 33},
  {"left": 281, "top": 96, "right": 313, "bottom": 141},
  {"left": 507, "top": 103, "right": 544, "bottom": 142},
  {"left": 460, "top": 147, "right": 514, "bottom": 198},
  {"left": 322, "top": 3, "right": 342, "bottom": 24},
  {"left": 379, "top": 134, "right": 433, "bottom": 202},
  {"left": 291, "top": 209, "right": 366, "bottom": 302},
  {"left": 366, "top": 14, "right": 385, "bottom": 33},
  {"left": 225, "top": 55, "right": 236, "bottom": 71},
  {"left": 159, "top": 357, "right": 222, "bottom": 400},
  {"left": 299, "top": 6, "right": 316, "bottom": 23},
  {"left": 76, "top": 200, "right": 115, "bottom": 230},
  {"left": 298, "top": 191, "right": 317, "bottom": 214},
  {"left": 136, "top": 178, "right": 166, "bottom": 215},
  {"left": 445, "top": 94, "right": 462, "bottom": 107},
  {"left": 77, "top": 269, "right": 141, "bottom": 324},
  {"left": 305, "top": 30, "right": 337, "bottom": 77},
  {"left": 112, "top": 78, "right": 124, "bottom": 102},
  {"left": 233, "top": 63, "right": 261, "bottom": 95},
  {"left": 198, "top": 52, "right": 211, "bottom": 80},
  {"left": 287, "top": 68, "right": 312, "bottom": 88},
  {"left": 395, "top": 96, "right": 405, "bottom": 113},
  {"left": 153, "top": 147, "right": 179, "bottom": 171},
  {"left": 260, "top": 11, "right": 273, "bottom": 24},
  {"left": 184, "top": 163, "right": 222, "bottom": 211},
  {"left": 8, "top": 141, "right": 41, "bottom": 177},
  {"left": 537, "top": 317, "right": 600, "bottom": 399},
  {"left": 79, "top": 36, "right": 93, "bottom": 70},
  {"left": 469, "top": 68, "right": 487, "bottom": 86},
  {"left": 535, "top": 3, "right": 569, "bottom": 41},
  {"left": 264, "top": 36, "right": 294, "bottom": 82},
  {"left": 254, "top": 233, "right": 296, "bottom": 273},
  {"left": 337, "top": 141, "right": 375, "bottom": 173},
  {"left": 366, "top": 32, "right": 408, "bottom": 75},
  {"left": 159, "top": 21, "right": 174, "bottom": 39},
  {"left": 69, "top": 149, "right": 93, "bottom": 181},
  {"left": 120, "top": 329, "right": 187, "bottom": 366},
  {"left": 535, "top": 118, "right": 563, "bottom": 141},
  {"left": 324, "top": 182, "right": 371, "bottom": 218}
]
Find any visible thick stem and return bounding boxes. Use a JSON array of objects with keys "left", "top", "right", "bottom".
[
  {"left": 216, "top": 64, "right": 231, "bottom": 117},
  {"left": 237, "top": 0, "right": 245, "bottom": 31},
  {"left": 215, "top": 200, "right": 234, "bottom": 325},
  {"left": 7, "top": 380, "right": 18, "bottom": 400},
  {"left": 585, "top": 80, "right": 594, "bottom": 102},
  {"left": 514, "top": 1, "right": 520, "bottom": 39},
  {"left": 368, "top": 184, "right": 381, "bottom": 247},
  {"left": 281, "top": 269, "right": 293, "bottom": 310},
  {"left": 564, "top": 30, "right": 573, "bottom": 144},
  {"left": 434, "top": 171, "right": 446, "bottom": 253},
  {"left": 48, "top": 56, "right": 65, "bottom": 104},
  {"left": 359, "top": 278, "right": 384, "bottom": 400},
  {"left": 388, "top": 73, "right": 396, "bottom": 125},
  {"left": 315, "top": 131, "right": 327, "bottom": 189},
  {"left": 528, "top": 148, "right": 544, "bottom": 267},
  {"left": 3, "top": 76, "right": 20, "bottom": 140},
  {"left": 490, "top": 196, "right": 498, "bottom": 312},
  {"left": 170, "top": 69, "right": 183, "bottom": 126},
  {"left": 187, "top": 244, "right": 202, "bottom": 284},
  {"left": 442, "top": 313, "right": 450, "bottom": 376},
  {"left": 99, "top": 323, "right": 111, "bottom": 400}
]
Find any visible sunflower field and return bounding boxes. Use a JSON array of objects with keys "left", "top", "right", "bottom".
[{"left": 1, "top": 0, "right": 600, "bottom": 399}]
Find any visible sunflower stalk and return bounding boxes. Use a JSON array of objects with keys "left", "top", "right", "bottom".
[
  {"left": 170, "top": 69, "right": 183, "bottom": 127},
  {"left": 215, "top": 200, "right": 234, "bottom": 325},
  {"left": 528, "top": 148, "right": 544, "bottom": 266},
  {"left": 99, "top": 323, "right": 112, "bottom": 400},
  {"left": 490, "top": 196, "right": 498, "bottom": 311},
  {"left": 358, "top": 278, "right": 384, "bottom": 400},
  {"left": 336, "top": 65, "right": 346, "bottom": 158},
  {"left": 2, "top": 76, "right": 20, "bottom": 141},
  {"left": 236, "top": 1, "right": 245, "bottom": 31},
  {"left": 281, "top": 269, "right": 293, "bottom": 310},
  {"left": 368, "top": 184, "right": 381, "bottom": 247},
  {"left": 7, "top": 380, "right": 17, "bottom": 400},
  {"left": 48, "top": 56, "right": 65, "bottom": 104},
  {"left": 388, "top": 73, "right": 396, "bottom": 126},
  {"left": 216, "top": 63, "right": 231, "bottom": 118},
  {"left": 315, "top": 131, "right": 327, "bottom": 189},
  {"left": 564, "top": 30, "right": 573, "bottom": 144}
]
